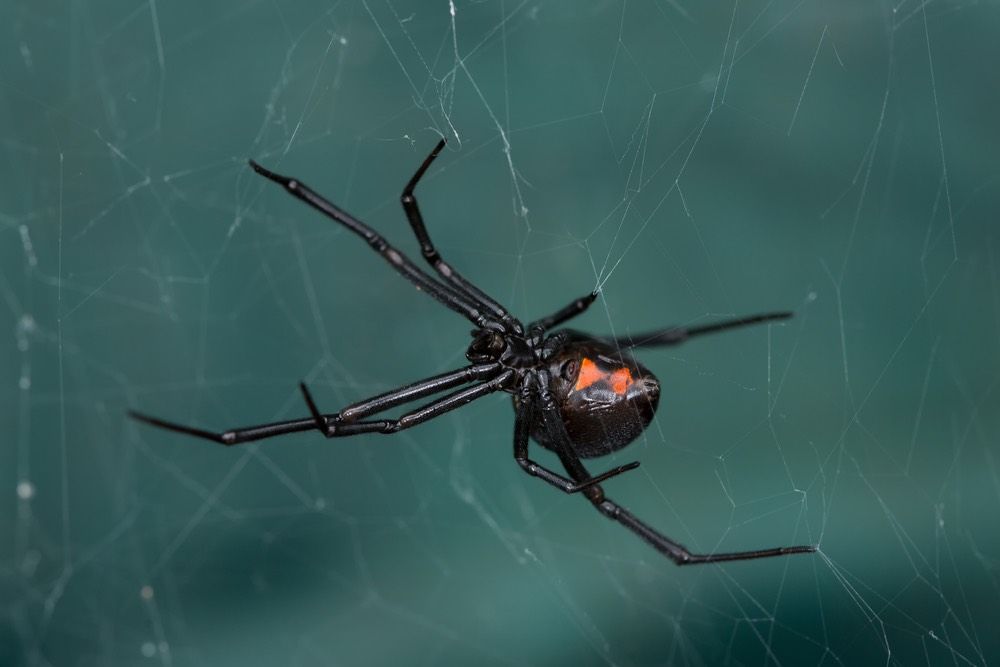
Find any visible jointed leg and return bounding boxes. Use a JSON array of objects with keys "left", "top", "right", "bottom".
[
  {"left": 339, "top": 363, "right": 499, "bottom": 421},
  {"left": 300, "top": 370, "right": 515, "bottom": 438},
  {"left": 542, "top": 434, "right": 815, "bottom": 565},
  {"left": 401, "top": 140, "right": 522, "bottom": 334},
  {"left": 558, "top": 454, "right": 814, "bottom": 565},
  {"left": 249, "top": 159, "right": 501, "bottom": 332},
  {"left": 594, "top": 499, "right": 816, "bottom": 565},
  {"left": 528, "top": 371, "right": 815, "bottom": 565},
  {"left": 128, "top": 410, "right": 317, "bottom": 446},
  {"left": 512, "top": 378, "right": 638, "bottom": 494},
  {"left": 613, "top": 312, "right": 792, "bottom": 349},
  {"left": 528, "top": 291, "right": 598, "bottom": 334},
  {"left": 129, "top": 364, "right": 503, "bottom": 446}
]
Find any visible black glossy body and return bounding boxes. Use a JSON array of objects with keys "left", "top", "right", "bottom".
[
  {"left": 511, "top": 332, "right": 660, "bottom": 458},
  {"left": 129, "top": 139, "right": 815, "bottom": 566}
]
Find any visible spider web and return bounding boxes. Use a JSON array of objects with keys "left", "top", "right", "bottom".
[{"left": 2, "top": 0, "right": 999, "bottom": 664}]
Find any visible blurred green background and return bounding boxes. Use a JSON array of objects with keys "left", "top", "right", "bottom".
[{"left": 2, "top": 1, "right": 999, "bottom": 665}]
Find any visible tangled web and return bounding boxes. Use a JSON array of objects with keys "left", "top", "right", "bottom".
[{"left": 2, "top": 1, "right": 998, "bottom": 664}]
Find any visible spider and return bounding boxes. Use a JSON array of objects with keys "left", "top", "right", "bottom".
[{"left": 130, "top": 139, "right": 816, "bottom": 566}]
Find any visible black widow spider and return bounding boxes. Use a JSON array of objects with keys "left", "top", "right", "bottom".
[{"left": 130, "top": 139, "right": 816, "bottom": 566}]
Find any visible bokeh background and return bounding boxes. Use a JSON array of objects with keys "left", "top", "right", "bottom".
[{"left": 2, "top": 1, "right": 999, "bottom": 665}]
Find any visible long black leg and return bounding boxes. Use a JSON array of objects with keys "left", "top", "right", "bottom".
[
  {"left": 555, "top": 449, "right": 815, "bottom": 565},
  {"left": 512, "top": 376, "right": 639, "bottom": 494},
  {"left": 129, "top": 410, "right": 317, "bottom": 445},
  {"left": 300, "top": 370, "right": 515, "bottom": 437},
  {"left": 594, "top": 500, "right": 816, "bottom": 565},
  {"left": 248, "top": 159, "right": 502, "bottom": 332},
  {"left": 339, "top": 363, "right": 499, "bottom": 421},
  {"left": 401, "top": 140, "right": 522, "bottom": 334},
  {"left": 612, "top": 312, "right": 792, "bottom": 349},
  {"left": 128, "top": 363, "right": 502, "bottom": 446},
  {"left": 527, "top": 291, "right": 598, "bottom": 334},
  {"left": 533, "top": 372, "right": 815, "bottom": 566}
]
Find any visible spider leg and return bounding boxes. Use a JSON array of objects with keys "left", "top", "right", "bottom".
[
  {"left": 339, "top": 363, "right": 500, "bottom": 421},
  {"left": 554, "top": 447, "right": 815, "bottom": 565},
  {"left": 592, "top": 499, "right": 816, "bottom": 565},
  {"left": 613, "top": 311, "right": 792, "bottom": 349},
  {"left": 530, "top": 370, "right": 814, "bottom": 565},
  {"left": 129, "top": 363, "right": 502, "bottom": 446},
  {"left": 532, "top": 408, "right": 815, "bottom": 564},
  {"left": 128, "top": 409, "right": 317, "bottom": 445},
  {"left": 299, "top": 370, "right": 515, "bottom": 437},
  {"left": 527, "top": 291, "right": 598, "bottom": 334},
  {"left": 511, "top": 377, "right": 639, "bottom": 493},
  {"left": 401, "top": 139, "right": 523, "bottom": 334},
  {"left": 248, "top": 159, "right": 503, "bottom": 332}
]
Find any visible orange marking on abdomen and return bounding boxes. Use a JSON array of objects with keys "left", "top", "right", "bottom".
[
  {"left": 609, "top": 367, "right": 634, "bottom": 395},
  {"left": 574, "top": 357, "right": 634, "bottom": 395},
  {"left": 574, "top": 358, "right": 603, "bottom": 391}
]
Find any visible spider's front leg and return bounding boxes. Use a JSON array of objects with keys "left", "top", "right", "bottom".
[
  {"left": 299, "top": 370, "right": 515, "bottom": 438},
  {"left": 400, "top": 139, "right": 522, "bottom": 334},
  {"left": 129, "top": 363, "right": 502, "bottom": 446},
  {"left": 527, "top": 291, "right": 598, "bottom": 334}
]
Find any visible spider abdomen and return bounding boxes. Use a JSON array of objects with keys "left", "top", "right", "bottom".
[{"left": 523, "top": 334, "right": 661, "bottom": 458}]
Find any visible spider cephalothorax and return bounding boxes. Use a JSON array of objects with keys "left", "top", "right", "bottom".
[
  {"left": 130, "top": 139, "right": 815, "bottom": 566},
  {"left": 466, "top": 328, "right": 534, "bottom": 368}
]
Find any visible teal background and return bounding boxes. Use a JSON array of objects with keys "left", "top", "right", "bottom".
[{"left": 2, "top": 1, "right": 999, "bottom": 665}]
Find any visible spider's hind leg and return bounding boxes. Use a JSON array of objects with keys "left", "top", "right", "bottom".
[
  {"left": 511, "top": 374, "right": 640, "bottom": 495},
  {"left": 530, "top": 370, "right": 816, "bottom": 566},
  {"left": 512, "top": 380, "right": 639, "bottom": 494},
  {"left": 592, "top": 498, "right": 817, "bottom": 565},
  {"left": 549, "top": 438, "right": 816, "bottom": 566}
]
